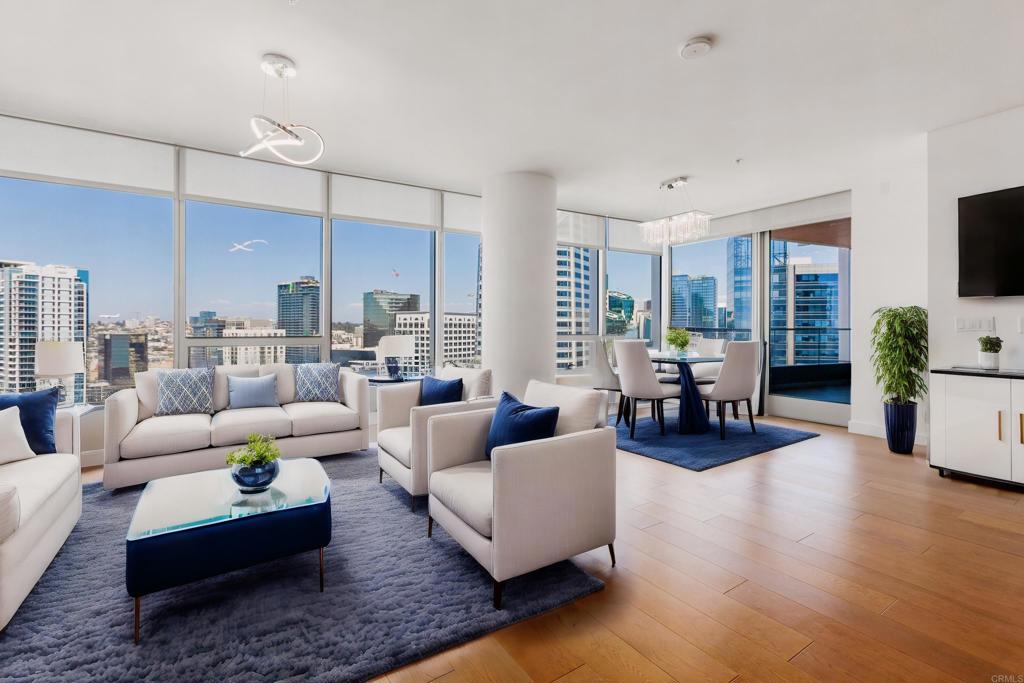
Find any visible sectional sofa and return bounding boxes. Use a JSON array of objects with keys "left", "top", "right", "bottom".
[{"left": 103, "top": 364, "right": 369, "bottom": 489}]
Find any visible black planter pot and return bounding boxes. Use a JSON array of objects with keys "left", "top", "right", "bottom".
[{"left": 883, "top": 401, "right": 917, "bottom": 454}]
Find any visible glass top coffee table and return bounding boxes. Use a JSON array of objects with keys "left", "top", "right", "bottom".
[{"left": 125, "top": 458, "right": 332, "bottom": 644}]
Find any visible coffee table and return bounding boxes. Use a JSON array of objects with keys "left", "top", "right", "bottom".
[{"left": 125, "top": 458, "right": 332, "bottom": 644}]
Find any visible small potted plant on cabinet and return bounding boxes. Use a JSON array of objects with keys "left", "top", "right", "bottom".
[
  {"left": 870, "top": 306, "right": 928, "bottom": 454},
  {"left": 978, "top": 336, "right": 1003, "bottom": 371},
  {"left": 227, "top": 433, "right": 281, "bottom": 493}
]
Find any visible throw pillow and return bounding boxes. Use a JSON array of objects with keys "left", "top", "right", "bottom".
[
  {"left": 228, "top": 374, "right": 279, "bottom": 409},
  {"left": 155, "top": 368, "right": 215, "bottom": 416},
  {"left": 419, "top": 376, "right": 463, "bottom": 407},
  {"left": 0, "top": 406, "right": 38, "bottom": 464},
  {"left": 294, "top": 363, "right": 341, "bottom": 402},
  {"left": 485, "top": 391, "right": 560, "bottom": 459},
  {"left": 0, "top": 386, "right": 58, "bottom": 454}
]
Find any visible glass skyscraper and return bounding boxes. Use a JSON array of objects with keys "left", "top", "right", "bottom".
[
  {"left": 278, "top": 276, "right": 321, "bottom": 363},
  {"left": 727, "top": 235, "right": 752, "bottom": 335},
  {"left": 362, "top": 289, "right": 420, "bottom": 348},
  {"left": 98, "top": 332, "right": 148, "bottom": 385}
]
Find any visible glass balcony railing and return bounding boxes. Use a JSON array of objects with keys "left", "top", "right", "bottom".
[{"left": 768, "top": 326, "right": 850, "bottom": 404}]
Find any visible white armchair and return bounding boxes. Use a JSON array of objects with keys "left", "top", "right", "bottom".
[
  {"left": 425, "top": 380, "right": 616, "bottom": 609},
  {"left": 376, "top": 367, "right": 497, "bottom": 511}
]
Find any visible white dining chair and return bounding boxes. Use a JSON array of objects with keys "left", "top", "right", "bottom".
[
  {"left": 590, "top": 337, "right": 626, "bottom": 423},
  {"left": 697, "top": 340, "right": 760, "bottom": 440},
  {"left": 614, "top": 339, "right": 680, "bottom": 438},
  {"left": 691, "top": 337, "right": 726, "bottom": 383}
]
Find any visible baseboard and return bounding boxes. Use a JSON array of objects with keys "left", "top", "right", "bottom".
[
  {"left": 80, "top": 447, "right": 105, "bottom": 468},
  {"left": 847, "top": 419, "right": 928, "bottom": 445}
]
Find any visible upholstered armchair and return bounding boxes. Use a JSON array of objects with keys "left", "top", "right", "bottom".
[
  {"left": 377, "top": 367, "right": 497, "bottom": 510},
  {"left": 425, "top": 380, "right": 616, "bottom": 609}
]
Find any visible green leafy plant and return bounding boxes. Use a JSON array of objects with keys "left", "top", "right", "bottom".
[
  {"left": 665, "top": 327, "right": 692, "bottom": 352},
  {"left": 978, "top": 336, "right": 1003, "bottom": 353},
  {"left": 870, "top": 306, "right": 928, "bottom": 405},
  {"left": 226, "top": 433, "right": 281, "bottom": 467}
]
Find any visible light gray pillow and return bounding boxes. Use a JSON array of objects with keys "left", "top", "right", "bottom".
[
  {"left": 228, "top": 374, "right": 279, "bottom": 409},
  {"left": 0, "top": 406, "right": 37, "bottom": 465},
  {"left": 155, "top": 368, "right": 215, "bottom": 416}
]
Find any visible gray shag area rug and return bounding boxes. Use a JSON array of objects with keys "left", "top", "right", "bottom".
[{"left": 0, "top": 448, "right": 603, "bottom": 682}]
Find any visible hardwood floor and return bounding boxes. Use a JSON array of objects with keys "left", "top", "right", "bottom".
[
  {"left": 84, "top": 414, "right": 1024, "bottom": 681},
  {"left": 372, "top": 414, "right": 1024, "bottom": 683}
]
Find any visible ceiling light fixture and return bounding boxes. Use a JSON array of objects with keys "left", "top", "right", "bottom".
[
  {"left": 240, "top": 53, "right": 324, "bottom": 166},
  {"left": 639, "top": 176, "right": 713, "bottom": 246}
]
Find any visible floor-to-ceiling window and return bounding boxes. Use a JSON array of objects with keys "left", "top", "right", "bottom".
[
  {"left": 442, "top": 231, "right": 481, "bottom": 368},
  {"left": 0, "top": 175, "right": 173, "bottom": 403},
  {"left": 768, "top": 220, "right": 851, "bottom": 404},
  {"left": 184, "top": 201, "right": 323, "bottom": 367},
  {"left": 332, "top": 220, "right": 434, "bottom": 375},
  {"left": 670, "top": 234, "right": 753, "bottom": 342}
]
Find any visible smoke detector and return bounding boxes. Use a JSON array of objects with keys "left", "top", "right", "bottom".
[{"left": 680, "top": 36, "right": 713, "bottom": 60}]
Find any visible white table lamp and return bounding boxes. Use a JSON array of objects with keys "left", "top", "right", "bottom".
[
  {"left": 35, "top": 341, "right": 86, "bottom": 406},
  {"left": 377, "top": 335, "right": 416, "bottom": 379}
]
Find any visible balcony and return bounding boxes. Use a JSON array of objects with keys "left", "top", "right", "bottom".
[{"left": 768, "top": 326, "right": 850, "bottom": 404}]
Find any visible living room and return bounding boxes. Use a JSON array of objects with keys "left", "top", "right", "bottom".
[{"left": 2, "top": 2, "right": 1024, "bottom": 681}]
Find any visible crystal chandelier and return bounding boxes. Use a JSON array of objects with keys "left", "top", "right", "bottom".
[
  {"left": 239, "top": 54, "right": 325, "bottom": 167},
  {"left": 639, "top": 176, "right": 712, "bottom": 246}
]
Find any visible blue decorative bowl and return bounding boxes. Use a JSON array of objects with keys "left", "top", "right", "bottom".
[{"left": 230, "top": 460, "right": 280, "bottom": 494}]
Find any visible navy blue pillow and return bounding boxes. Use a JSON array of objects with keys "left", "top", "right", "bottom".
[
  {"left": 0, "top": 387, "right": 59, "bottom": 454},
  {"left": 420, "top": 376, "right": 463, "bottom": 407},
  {"left": 485, "top": 392, "right": 559, "bottom": 459}
]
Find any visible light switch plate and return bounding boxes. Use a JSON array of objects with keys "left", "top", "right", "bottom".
[{"left": 954, "top": 316, "right": 995, "bottom": 333}]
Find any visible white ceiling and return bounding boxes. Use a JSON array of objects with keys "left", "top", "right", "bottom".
[{"left": 1, "top": 0, "right": 1023, "bottom": 220}]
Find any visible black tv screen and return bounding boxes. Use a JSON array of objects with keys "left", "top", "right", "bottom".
[{"left": 959, "top": 185, "right": 1024, "bottom": 297}]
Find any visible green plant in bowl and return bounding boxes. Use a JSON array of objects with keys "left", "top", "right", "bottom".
[{"left": 227, "top": 434, "right": 282, "bottom": 493}]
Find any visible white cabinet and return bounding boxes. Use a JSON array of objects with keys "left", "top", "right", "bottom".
[{"left": 929, "top": 371, "right": 1024, "bottom": 484}]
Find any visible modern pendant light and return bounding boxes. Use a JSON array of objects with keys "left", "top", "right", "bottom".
[
  {"left": 639, "top": 176, "right": 712, "bottom": 246},
  {"left": 239, "top": 53, "right": 325, "bottom": 166}
]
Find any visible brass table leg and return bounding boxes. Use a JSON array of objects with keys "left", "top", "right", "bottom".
[
  {"left": 319, "top": 547, "right": 325, "bottom": 592},
  {"left": 133, "top": 597, "right": 141, "bottom": 645}
]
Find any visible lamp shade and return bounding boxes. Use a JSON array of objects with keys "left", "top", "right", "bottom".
[
  {"left": 377, "top": 334, "right": 416, "bottom": 358},
  {"left": 35, "top": 341, "right": 86, "bottom": 377}
]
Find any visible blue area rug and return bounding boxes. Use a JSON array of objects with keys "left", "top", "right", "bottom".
[
  {"left": 0, "top": 449, "right": 603, "bottom": 682},
  {"left": 613, "top": 412, "right": 818, "bottom": 471}
]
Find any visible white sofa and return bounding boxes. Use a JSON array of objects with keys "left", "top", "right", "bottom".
[
  {"left": 425, "top": 380, "right": 616, "bottom": 608},
  {"left": 103, "top": 364, "right": 369, "bottom": 489},
  {"left": 377, "top": 367, "right": 497, "bottom": 510},
  {"left": 1, "top": 410, "right": 81, "bottom": 630}
]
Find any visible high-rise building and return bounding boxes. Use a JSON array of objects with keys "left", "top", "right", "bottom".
[
  {"left": 363, "top": 289, "right": 420, "bottom": 348},
  {"left": 605, "top": 290, "right": 635, "bottom": 336},
  {"left": 727, "top": 235, "right": 752, "bottom": 335},
  {"left": 556, "top": 246, "right": 592, "bottom": 369},
  {"left": 98, "top": 332, "right": 148, "bottom": 385},
  {"left": 0, "top": 261, "right": 87, "bottom": 403},
  {"left": 688, "top": 276, "right": 718, "bottom": 329},
  {"left": 783, "top": 261, "right": 841, "bottom": 365},
  {"left": 221, "top": 327, "right": 287, "bottom": 365},
  {"left": 277, "top": 275, "right": 321, "bottom": 363},
  {"left": 769, "top": 240, "right": 790, "bottom": 365},
  {"left": 393, "top": 311, "right": 479, "bottom": 372},
  {"left": 670, "top": 274, "right": 690, "bottom": 328}
]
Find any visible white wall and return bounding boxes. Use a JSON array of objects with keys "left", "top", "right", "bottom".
[
  {"left": 928, "top": 105, "right": 1024, "bottom": 371},
  {"left": 847, "top": 135, "right": 929, "bottom": 441}
]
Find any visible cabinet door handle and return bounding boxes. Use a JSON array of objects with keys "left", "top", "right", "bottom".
[
  {"left": 998, "top": 411, "right": 1003, "bottom": 441},
  {"left": 1019, "top": 413, "right": 1023, "bottom": 445}
]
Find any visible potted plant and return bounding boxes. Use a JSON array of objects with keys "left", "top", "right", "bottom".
[
  {"left": 226, "top": 433, "right": 281, "bottom": 493},
  {"left": 870, "top": 306, "right": 928, "bottom": 454},
  {"left": 978, "top": 336, "right": 1003, "bottom": 371},
  {"left": 665, "top": 327, "right": 692, "bottom": 354}
]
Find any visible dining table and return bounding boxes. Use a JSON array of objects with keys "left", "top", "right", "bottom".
[{"left": 647, "top": 351, "right": 725, "bottom": 435}]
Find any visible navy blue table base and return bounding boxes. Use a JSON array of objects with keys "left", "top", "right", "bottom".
[{"left": 675, "top": 363, "right": 710, "bottom": 435}]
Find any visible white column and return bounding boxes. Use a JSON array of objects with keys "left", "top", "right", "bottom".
[{"left": 482, "top": 172, "right": 557, "bottom": 396}]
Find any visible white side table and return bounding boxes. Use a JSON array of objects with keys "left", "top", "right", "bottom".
[{"left": 57, "top": 404, "right": 105, "bottom": 467}]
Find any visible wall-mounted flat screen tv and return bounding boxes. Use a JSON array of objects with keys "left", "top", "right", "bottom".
[{"left": 959, "top": 185, "right": 1024, "bottom": 297}]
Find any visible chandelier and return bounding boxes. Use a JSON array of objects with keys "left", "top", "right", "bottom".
[
  {"left": 239, "top": 54, "right": 325, "bottom": 167},
  {"left": 639, "top": 176, "right": 712, "bottom": 246}
]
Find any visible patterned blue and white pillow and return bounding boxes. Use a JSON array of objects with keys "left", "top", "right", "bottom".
[
  {"left": 294, "top": 363, "right": 341, "bottom": 402},
  {"left": 155, "top": 368, "right": 215, "bottom": 416}
]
